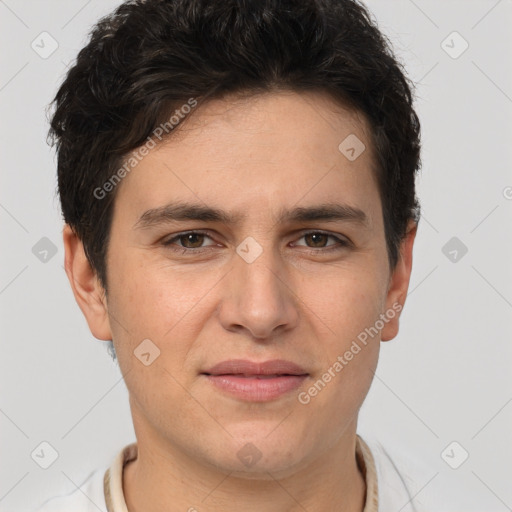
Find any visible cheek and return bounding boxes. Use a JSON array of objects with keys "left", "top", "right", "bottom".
[
  {"left": 304, "top": 263, "right": 386, "bottom": 396},
  {"left": 106, "top": 256, "right": 226, "bottom": 379},
  {"left": 108, "top": 256, "right": 200, "bottom": 333},
  {"left": 316, "top": 264, "right": 388, "bottom": 340},
  {"left": 302, "top": 282, "right": 382, "bottom": 429},
  {"left": 107, "top": 263, "right": 207, "bottom": 422}
]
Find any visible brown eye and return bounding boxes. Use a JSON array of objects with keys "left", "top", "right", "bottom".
[
  {"left": 304, "top": 233, "right": 330, "bottom": 248},
  {"left": 294, "top": 231, "right": 349, "bottom": 250},
  {"left": 162, "top": 231, "right": 216, "bottom": 251},
  {"left": 178, "top": 233, "right": 206, "bottom": 248}
]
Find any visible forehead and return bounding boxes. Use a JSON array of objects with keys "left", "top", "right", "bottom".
[
  {"left": 161, "top": 90, "right": 374, "bottom": 160},
  {"left": 113, "top": 90, "right": 380, "bottom": 226}
]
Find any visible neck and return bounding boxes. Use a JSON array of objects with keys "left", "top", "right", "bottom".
[{"left": 123, "top": 424, "right": 366, "bottom": 512}]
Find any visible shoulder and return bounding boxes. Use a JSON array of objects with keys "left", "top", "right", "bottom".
[
  {"left": 365, "top": 437, "right": 427, "bottom": 511},
  {"left": 361, "top": 435, "right": 463, "bottom": 512},
  {"left": 32, "top": 466, "right": 107, "bottom": 512}
]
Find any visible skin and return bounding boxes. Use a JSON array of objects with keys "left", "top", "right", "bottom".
[{"left": 63, "top": 90, "right": 416, "bottom": 512}]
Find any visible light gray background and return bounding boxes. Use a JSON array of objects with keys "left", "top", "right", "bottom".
[{"left": 1, "top": 0, "right": 511, "bottom": 510}]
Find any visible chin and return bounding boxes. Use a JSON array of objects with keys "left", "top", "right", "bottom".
[
  {"left": 201, "top": 428, "right": 315, "bottom": 479},
  {"left": 214, "top": 452, "right": 308, "bottom": 480}
]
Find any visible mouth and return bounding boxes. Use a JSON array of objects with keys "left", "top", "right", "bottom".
[{"left": 201, "top": 359, "right": 309, "bottom": 402}]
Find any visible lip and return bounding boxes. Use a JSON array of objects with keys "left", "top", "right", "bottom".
[
  {"left": 201, "top": 359, "right": 309, "bottom": 402},
  {"left": 204, "top": 359, "right": 308, "bottom": 376}
]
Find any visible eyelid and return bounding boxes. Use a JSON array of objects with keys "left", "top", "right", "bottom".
[
  {"left": 291, "top": 230, "right": 350, "bottom": 248},
  {"left": 161, "top": 229, "right": 216, "bottom": 247},
  {"left": 161, "top": 229, "right": 351, "bottom": 252}
]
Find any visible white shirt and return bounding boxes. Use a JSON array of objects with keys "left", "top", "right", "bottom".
[{"left": 33, "top": 435, "right": 438, "bottom": 512}]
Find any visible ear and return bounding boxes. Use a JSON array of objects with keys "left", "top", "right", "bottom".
[
  {"left": 62, "top": 224, "right": 112, "bottom": 341},
  {"left": 381, "top": 220, "right": 417, "bottom": 342}
]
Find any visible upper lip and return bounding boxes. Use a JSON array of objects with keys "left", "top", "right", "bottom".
[{"left": 202, "top": 359, "right": 308, "bottom": 376}]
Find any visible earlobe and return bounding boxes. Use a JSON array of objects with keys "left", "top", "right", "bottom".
[
  {"left": 62, "top": 224, "right": 112, "bottom": 341},
  {"left": 381, "top": 221, "right": 417, "bottom": 342}
]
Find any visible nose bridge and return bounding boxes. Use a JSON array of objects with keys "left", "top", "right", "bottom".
[
  {"left": 220, "top": 235, "right": 298, "bottom": 338},
  {"left": 238, "top": 240, "right": 282, "bottom": 298},
  {"left": 236, "top": 235, "right": 286, "bottom": 307}
]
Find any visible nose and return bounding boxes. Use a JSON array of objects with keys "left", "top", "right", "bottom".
[{"left": 217, "top": 244, "right": 299, "bottom": 341}]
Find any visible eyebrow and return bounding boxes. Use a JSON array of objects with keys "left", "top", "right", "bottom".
[{"left": 133, "top": 201, "right": 369, "bottom": 230}]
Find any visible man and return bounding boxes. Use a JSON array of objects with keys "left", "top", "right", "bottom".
[{"left": 37, "top": 0, "right": 435, "bottom": 510}]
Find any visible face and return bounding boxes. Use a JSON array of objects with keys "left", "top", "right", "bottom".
[{"left": 65, "top": 90, "right": 415, "bottom": 478}]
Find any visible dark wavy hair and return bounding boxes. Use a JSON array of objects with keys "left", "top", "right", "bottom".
[{"left": 49, "top": 0, "right": 421, "bottom": 291}]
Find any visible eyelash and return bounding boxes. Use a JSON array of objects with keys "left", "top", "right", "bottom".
[{"left": 160, "top": 230, "right": 351, "bottom": 255}]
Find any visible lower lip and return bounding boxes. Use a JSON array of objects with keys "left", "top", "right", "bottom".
[{"left": 204, "top": 374, "right": 308, "bottom": 401}]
